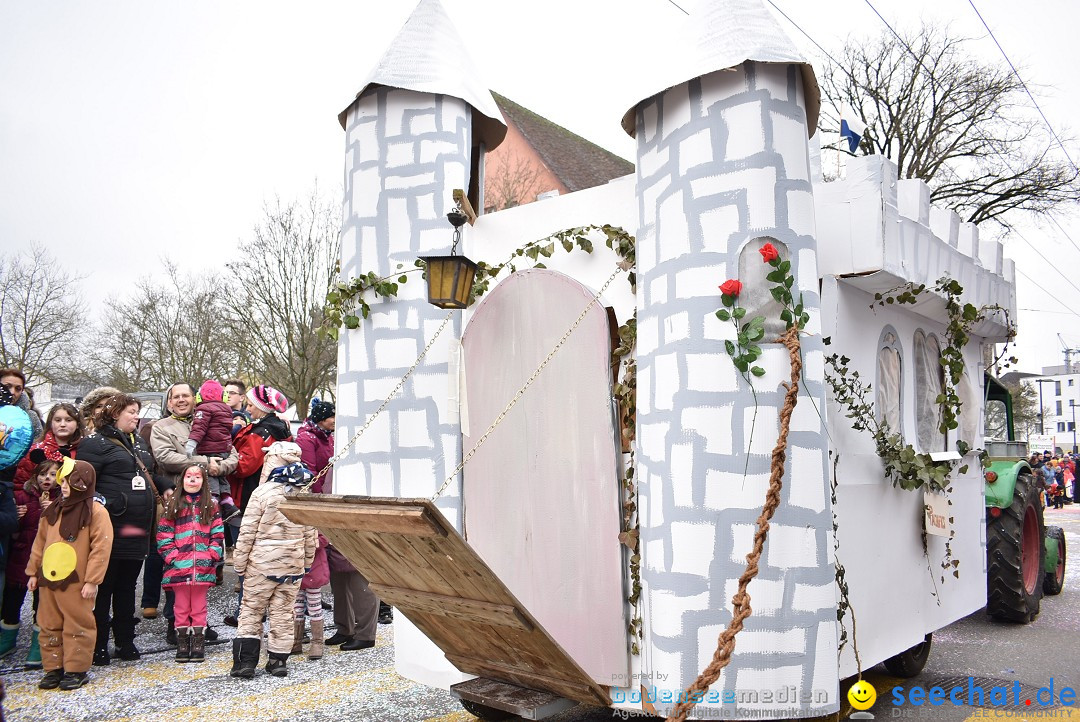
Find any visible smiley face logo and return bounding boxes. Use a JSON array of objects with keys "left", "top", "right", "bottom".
[{"left": 848, "top": 679, "right": 877, "bottom": 710}]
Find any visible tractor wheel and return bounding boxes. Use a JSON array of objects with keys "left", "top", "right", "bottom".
[
  {"left": 1043, "top": 525, "right": 1066, "bottom": 596},
  {"left": 986, "top": 472, "right": 1045, "bottom": 623},
  {"left": 459, "top": 699, "right": 515, "bottom": 721},
  {"left": 882, "top": 633, "right": 932, "bottom": 678}
]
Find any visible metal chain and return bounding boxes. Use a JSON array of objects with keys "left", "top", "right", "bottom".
[
  {"left": 300, "top": 310, "right": 455, "bottom": 492},
  {"left": 430, "top": 267, "right": 624, "bottom": 501}
]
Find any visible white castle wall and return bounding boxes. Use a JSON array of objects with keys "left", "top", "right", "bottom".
[
  {"left": 815, "top": 156, "right": 1014, "bottom": 341},
  {"left": 632, "top": 62, "right": 837, "bottom": 719},
  {"left": 821, "top": 277, "right": 989, "bottom": 678},
  {"left": 813, "top": 155, "right": 1017, "bottom": 679},
  {"left": 337, "top": 86, "right": 472, "bottom": 689}
]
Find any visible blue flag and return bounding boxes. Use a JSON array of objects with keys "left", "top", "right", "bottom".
[{"left": 840, "top": 109, "right": 865, "bottom": 154}]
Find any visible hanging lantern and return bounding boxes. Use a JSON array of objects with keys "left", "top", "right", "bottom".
[{"left": 421, "top": 206, "right": 478, "bottom": 309}]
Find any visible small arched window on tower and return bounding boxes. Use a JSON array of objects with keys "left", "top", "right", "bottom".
[
  {"left": 876, "top": 327, "right": 903, "bottom": 437},
  {"left": 914, "top": 330, "right": 947, "bottom": 452},
  {"left": 737, "top": 236, "right": 789, "bottom": 340}
]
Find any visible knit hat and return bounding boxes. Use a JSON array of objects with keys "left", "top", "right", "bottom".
[
  {"left": 247, "top": 384, "right": 288, "bottom": 414},
  {"left": 267, "top": 461, "right": 313, "bottom": 488},
  {"left": 265, "top": 440, "right": 303, "bottom": 465},
  {"left": 198, "top": 379, "right": 224, "bottom": 404},
  {"left": 308, "top": 398, "right": 335, "bottom": 423}
]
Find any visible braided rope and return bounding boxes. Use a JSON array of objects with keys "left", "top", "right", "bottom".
[
  {"left": 300, "top": 310, "right": 455, "bottom": 492},
  {"left": 429, "top": 267, "right": 623, "bottom": 502},
  {"left": 667, "top": 325, "right": 803, "bottom": 722}
]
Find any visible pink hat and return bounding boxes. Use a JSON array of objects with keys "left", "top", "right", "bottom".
[
  {"left": 247, "top": 384, "right": 288, "bottom": 414},
  {"left": 198, "top": 379, "right": 224, "bottom": 403}
]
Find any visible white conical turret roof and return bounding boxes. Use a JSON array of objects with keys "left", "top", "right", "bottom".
[
  {"left": 621, "top": 0, "right": 819, "bottom": 138},
  {"left": 338, "top": 0, "right": 507, "bottom": 149}
]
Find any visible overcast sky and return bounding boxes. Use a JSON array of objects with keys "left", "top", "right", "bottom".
[{"left": 1, "top": 0, "right": 1077, "bottom": 374}]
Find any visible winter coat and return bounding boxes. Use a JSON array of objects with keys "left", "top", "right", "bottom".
[
  {"left": 296, "top": 421, "right": 332, "bottom": 494},
  {"left": 150, "top": 416, "right": 239, "bottom": 487},
  {"left": 300, "top": 533, "right": 330, "bottom": 589},
  {"left": 189, "top": 400, "right": 234, "bottom": 455},
  {"left": 156, "top": 494, "right": 224, "bottom": 588},
  {"left": 25, "top": 500, "right": 112, "bottom": 586},
  {"left": 78, "top": 426, "right": 173, "bottom": 560},
  {"left": 5, "top": 481, "right": 58, "bottom": 587},
  {"left": 13, "top": 431, "right": 78, "bottom": 485},
  {"left": 229, "top": 415, "right": 292, "bottom": 506},
  {"left": 233, "top": 481, "right": 317, "bottom": 580}
]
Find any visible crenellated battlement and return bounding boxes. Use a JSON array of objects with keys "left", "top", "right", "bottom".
[{"left": 813, "top": 155, "right": 1015, "bottom": 340}]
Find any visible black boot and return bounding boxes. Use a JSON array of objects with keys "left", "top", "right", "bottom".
[
  {"left": 325, "top": 630, "right": 350, "bottom": 646},
  {"left": 190, "top": 627, "right": 205, "bottom": 662},
  {"left": 165, "top": 618, "right": 178, "bottom": 647},
  {"left": 265, "top": 651, "right": 289, "bottom": 678},
  {"left": 378, "top": 602, "right": 393, "bottom": 624},
  {"left": 175, "top": 627, "right": 191, "bottom": 662},
  {"left": 231, "top": 637, "right": 260, "bottom": 679},
  {"left": 93, "top": 624, "right": 110, "bottom": 666}
]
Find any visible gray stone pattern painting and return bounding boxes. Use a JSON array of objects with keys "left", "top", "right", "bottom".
[
  {"left": 634, "top": 62, "right": 836, "bottom": 716},
  {"left": 336, "top": 87, "right": 470, "bottom": 528}
]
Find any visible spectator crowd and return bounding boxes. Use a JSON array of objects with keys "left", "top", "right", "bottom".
[
  {"left": 0, "top": 368, "right": 389, "bottom": 693},
  {"left": 1029, "top": 449, "right": 1078, "bottom": 509}
]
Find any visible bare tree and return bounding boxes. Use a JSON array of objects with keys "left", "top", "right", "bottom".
[
  {"left": 0, "top": 245, "right": 87, "bottom": 384},
  {"left": 92, "top": 263, "right": 242, "bottom": 391},
  {"left": 484, "top": 149, "right": 551, "bottom": 212},
  {"left": 227, "top": 190, "right": 340, "bottom": 419},
  {"left": 821, "top": 24, "right": 1080, "bottom": 228}
]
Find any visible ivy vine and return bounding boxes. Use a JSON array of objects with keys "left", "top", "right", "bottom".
[{"left": 827, "top": 275, "right": 1016, "bottom": 585}]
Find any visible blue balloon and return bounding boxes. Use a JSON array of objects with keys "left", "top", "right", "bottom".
[{"left": 0, "top": 405, "right": 33, "bottom": 470}]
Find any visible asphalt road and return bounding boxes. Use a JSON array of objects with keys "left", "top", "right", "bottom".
[{"left": 4, "top": 506, "right": 1077, "bottom": 722}]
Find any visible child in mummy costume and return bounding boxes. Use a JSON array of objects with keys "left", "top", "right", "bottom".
[
  {"left": 231, "top": 459, "right": 317, "bottom": 679},
  {"left": 25, "top": 457, "right": 112, "bottom": 690}
]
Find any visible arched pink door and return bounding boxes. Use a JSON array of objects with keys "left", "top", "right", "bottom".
[{"left": 461, "top": 268, "right": 629, "bottom": 684}]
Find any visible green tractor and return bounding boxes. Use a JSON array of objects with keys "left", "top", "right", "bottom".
[{"left": 982, "top": 375, "right": 1067, "bottom": 623}]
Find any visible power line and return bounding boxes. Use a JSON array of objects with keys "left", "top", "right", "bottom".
[
  {"left": 1014, "top": 267, "right": 1080, "bottom": 322},
  {"left": 764, "top": 1, "right": 843, "bottom": 68},
  {"left": 1019, "top": 308, "right": 1080, "bottom": 315},
  {"left": 1048, "top": 215, "right": 1080, "bottom": 257},
  {"left": 662, "top": 0, "right": 843, "bottom": 68},
  {"left": 966, "top": 0, "right": 1078, "bottom": 173},
  {"left": 860, "top": 0, "right": 941, "bottom": 84},
  {"left": 1012, "top": 227, "right": 1080, "bottom": 299}
]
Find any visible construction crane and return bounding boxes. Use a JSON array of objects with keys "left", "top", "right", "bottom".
[{"left": 1059, "top": 334, "right": 1080, "bottom": 373}]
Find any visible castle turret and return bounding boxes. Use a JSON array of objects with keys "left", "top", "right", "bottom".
[
  {"left": 334, "top": 0, "right": 505, "bottom": 689},
  {"left": 625, "top": 0, "right": 838, "bottom": 717}
]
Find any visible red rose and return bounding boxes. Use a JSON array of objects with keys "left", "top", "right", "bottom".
[
  {"left": 759, "top": 243, "right": 779, "bottom": 263},
  {"left": 719, "top": 279, "right": 742, "bottom": 297}
]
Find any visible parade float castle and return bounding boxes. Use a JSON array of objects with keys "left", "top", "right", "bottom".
[{"left": 311, "top": 0, "right": 1017, "bottom": 718}]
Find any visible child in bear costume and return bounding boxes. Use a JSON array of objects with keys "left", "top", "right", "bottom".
[{"left": 26, "top": 457, "right": 112, "bottom": 690}]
